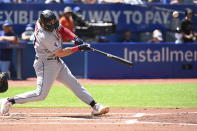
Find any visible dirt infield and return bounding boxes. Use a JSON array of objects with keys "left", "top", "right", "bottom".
[
  {"left": 2, "top": 78, "right": 197, "bottom": 131},
  {"left": 0, "top": 108, "right": 197, "bottom": 131},
  {"left": 8, "top": 78, "right": 197, "bottom": 87}
]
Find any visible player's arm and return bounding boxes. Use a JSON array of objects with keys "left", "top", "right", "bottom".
[
  {"left": 58, "top": 25, "right": 84, "bottom": 45},
  {"left": 0, "top": 36, "right": 18, "bottom": 43},
  {"left": 55, "top": 25, "right": 90, "bottom": 57},
  {"left": 181, "top": 32, "right": 193, "bottom": 39},
  {"left": 54, "top": 47, "right": 76, "bottom": 57},
  {"left": 54, "top": 44, "right": 92, "bottom": 58}
]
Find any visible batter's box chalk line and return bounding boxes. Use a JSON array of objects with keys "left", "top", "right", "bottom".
[
  {"left": 0, "top": 112, "right": 197, "bottom": 126},
  {"left": 125, "top": 120, "right": 197, "bottom": 126}
]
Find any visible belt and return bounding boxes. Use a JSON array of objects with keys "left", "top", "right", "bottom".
[{"left": 35, "top": 56, "right": 60, "bottom": 60}]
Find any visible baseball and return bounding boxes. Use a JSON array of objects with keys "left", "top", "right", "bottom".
[{"left": 172, "top": 11, "right": 179, "bottom": 18}]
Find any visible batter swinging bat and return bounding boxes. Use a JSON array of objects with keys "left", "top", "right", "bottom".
[{"left": 90, "top": 47, "right": 133, "bottom": 67}]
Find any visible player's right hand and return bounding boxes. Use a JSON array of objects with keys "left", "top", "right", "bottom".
[{"left": 78, "top": 44, "right": 92, "bottom": 51}]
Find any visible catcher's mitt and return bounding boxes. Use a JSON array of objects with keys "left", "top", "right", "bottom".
[{"left": 0, "top": 72, "right": 8, "bottom": 93}]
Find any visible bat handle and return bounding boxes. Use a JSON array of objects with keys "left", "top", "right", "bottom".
[{"left": 90, "top": 47, "right": 95, "bottom": 51}]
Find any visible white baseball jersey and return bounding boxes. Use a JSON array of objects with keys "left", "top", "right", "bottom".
[
  {"left": 13, "top": 20, "right": 94, "bottom": 105},
  {"left": 34, "top": 20, "right": 62, "bottom": 58}
]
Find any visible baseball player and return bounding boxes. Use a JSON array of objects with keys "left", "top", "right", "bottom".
[{"left": 0, "top": 10, "right": 109, "bottom": 116}]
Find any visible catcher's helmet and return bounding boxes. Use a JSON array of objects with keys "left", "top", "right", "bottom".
[{"left": 40, "top": 10, "right": 59, "bottom": 32}]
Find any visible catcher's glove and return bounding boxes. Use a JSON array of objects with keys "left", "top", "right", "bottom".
[{"left": 0, "top": 72, "right": 8, "bottom": 93}]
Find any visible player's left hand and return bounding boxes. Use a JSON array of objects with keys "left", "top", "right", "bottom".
[
  {"left": 78, "top": 44, "right": 92, "bottom": 51},
  {"left": 74, "top": 37, "right": 84, "bottom": 45}
]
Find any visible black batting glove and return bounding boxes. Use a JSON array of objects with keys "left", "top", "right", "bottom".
[
  {"left": 78, "top": 44, "right": 92, "bottom": 51},
  {"left": 74, "top": 36, "right": 84, "bottom": 45}
]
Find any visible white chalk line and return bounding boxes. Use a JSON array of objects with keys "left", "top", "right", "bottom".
[
  {"left": 4, "top": 112, "right": 197, "bottom": 116},
  {"left": 0, "top": 112, "right": 197, "bottom": 126},
  {"left": 125, "top": 119, "right": 197, "bottom": 126},
  {"left": 143, "top": 112, "right": 197, "bottom": 116},
  {"left": 1, "top": 112, "right": 197, "bottom": 119},
  {"left": 32, "top": 118, "right": 130, "bottom": 121},
  {"left": 28, "top": 112, "right": 197, "bottom": 120},
  {"left": 0, "top": 122, "right": 129, "bottom": 125},
  {"left": 132, "top": 113, "right": 146, "bottom": 117},
  {"left": 12, "top": 112, "right": 137, "bottom": 115},
  {"left": 0, "top": 121, "right": 197, "bottom": 126},
  {"left": 0, "top": 112, "right": 135, "bottom": 121}
]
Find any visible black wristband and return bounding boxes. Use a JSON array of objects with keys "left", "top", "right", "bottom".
[{"left": 74, "top": 36, "right": 84, "bottom": 45}]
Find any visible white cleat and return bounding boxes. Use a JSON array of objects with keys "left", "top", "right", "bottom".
[
  {"left": 92, "top": 103, "right": 109, "bottom": 116},
  {"left": 0, "top": 98, "right": 12, "bottom": 116}
]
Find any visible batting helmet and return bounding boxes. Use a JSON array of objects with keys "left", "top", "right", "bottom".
[{"left": 39, "top": 10, "right": 59, "bottom": 32}]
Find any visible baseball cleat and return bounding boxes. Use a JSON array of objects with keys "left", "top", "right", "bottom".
[
  {"left": 92, "top": 103, "right": 109, "bottom": 116},
  {"left": 0, "top": 98, "right": 12, "bottom": 116}
]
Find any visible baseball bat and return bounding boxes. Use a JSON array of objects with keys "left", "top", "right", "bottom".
[{"left": 90, "top": 47, "right": 133, "bottom": 67}]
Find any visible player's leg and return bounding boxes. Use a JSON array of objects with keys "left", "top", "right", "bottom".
[
  {"left": 57, "top": 61, "right": 94, "bottom": 105},
  {"left": 0, "top": 60, "right": 60, "bottom": 115},
  {"left": 14, "top": 60, "right": 60, "bottom": 103},
  {"left": 56, "top": 60, "right": 109, "bottom": 115}
]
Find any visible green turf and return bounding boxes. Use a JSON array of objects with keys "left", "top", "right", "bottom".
[{"left": 0, "top": 83, "right": 197, "bottom": 108}]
